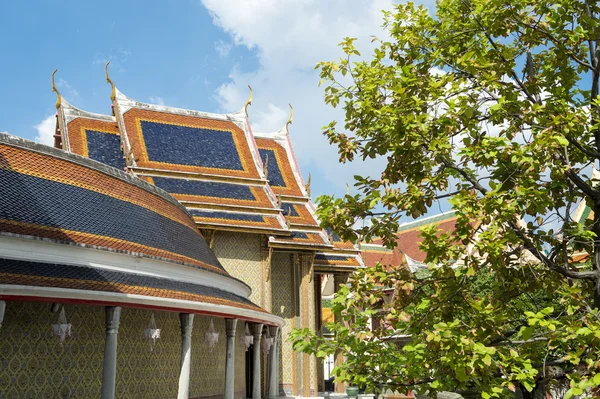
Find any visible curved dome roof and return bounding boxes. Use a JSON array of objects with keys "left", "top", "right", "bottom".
[{"left": 0, "top": 133, "right": 282, "bottom": 325}]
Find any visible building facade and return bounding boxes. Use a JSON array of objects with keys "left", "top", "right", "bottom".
[{"left": 0, "top": 67, "right": 363, "bottom": 398}]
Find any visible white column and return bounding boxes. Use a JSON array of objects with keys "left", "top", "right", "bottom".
[
  {"left": 178, "top": 313, "right": 194, "bottom": 399},
  {"left": 252, "top": 323, "right": 264, "bottom": 399},
  {"left": 224, "top": 318, "right": 238, "bottom": 399},
  {"left": 268, "top": 326, "right": 280, "bottom": 398},
  {"left": 101, "top": 306, "right": 121, "bottom": 399}
]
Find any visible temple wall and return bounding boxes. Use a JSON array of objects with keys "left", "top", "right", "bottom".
[
  {"left": 271, "top": 251, "right": 295, "bottom": 393},
  {"left": 0, "top": 301, "right": 104, "bottom": 398},
  {"left": 212, "top": 232, "right": 263, "bottom": 305},
  {"left": 115, "top": 307, "right": 180, "bottom": 398},
  {"left": 0, "top": 301, "right": 243, "bottom": 399}
]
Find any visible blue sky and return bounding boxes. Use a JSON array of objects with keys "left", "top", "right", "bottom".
[{"left": 0, "top": 0, "right": 422, "bottom": 204}]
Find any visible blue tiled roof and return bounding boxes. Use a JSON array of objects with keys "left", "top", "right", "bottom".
[
  {"left": 326, "top": 228, "right": 342, "bottom": 242},
  {"left": 281, "top": 202, "right": 299, "bottom": 217},
  {"left": 290, "top": 231, "right": 308, "bottom": 239},
  {"left": 0, "top": 259, "right": 256, "bottom": 307},
  {"left": 0, "top": 168, "right": 220, "bottom": 268},
  {"left": 86, "top": 130, "right": 126, "bottom": 170},
  {"left": 315, "top": 254, "right": 350, "bottom": 261},
  {"left": 152, "top": 177, "right": 256, "bottom": 200},
  {"left": 259, "top": 148, "right": 286, "bottom": 187},
  {"left": 189, "top": 210, "right": 266, "bottom": 222},
  {"left": 141, "top": 120, "right": 244, "bottom": 170}
]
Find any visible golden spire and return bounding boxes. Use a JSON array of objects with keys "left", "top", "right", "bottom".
[
  {"left": 306, "top": 173, "right": 311, "bottom": 197},
  {"left": 244, "top": 85, "right": 253, "bottom": 116},
  {"left": 285, "top": 104, "right": 293, "bottom": 134},
  {"left": 51, "top": 69, "right": 62, "bottom": 109},
  {"left": 105, "top": 61, "right": 116, "bottom": 101},
  {"left": 263, "top": 153, "right": 269, "bottom": 180}
]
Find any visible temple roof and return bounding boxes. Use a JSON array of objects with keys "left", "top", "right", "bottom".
[
  {"left": 314, "top": 230, "right": 363, "bottom": 272},
  {"left": 0, "top": 132, "right": 227, "bottom": 275},
  {"left": 110, "top": 88, "right": 288, "bottom": 234},
  {"left": 56, "top": 99, "right": 126, "bottom": 171},
  {"left": 362, "top": 211, "right": 463, "bottom": 269},
  {"left": 0, "top": 132, "right": 286, "bottom": 324},
  {"left": 254, "top": 127, "right": 331, "bottom": 250}
]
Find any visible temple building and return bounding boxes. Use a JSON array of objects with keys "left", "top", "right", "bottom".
[{"left": 0, "top": 66, "right": 362, "bottom": 398}]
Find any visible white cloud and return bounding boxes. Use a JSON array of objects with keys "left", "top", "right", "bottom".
[
  {"left": 200, "top": 0, "right": 399, "bottom": 192},
  {"left": 215, "top": 40, "right": 232, "bottom": 58},
  {"left": 149, "top": 96, "right": 166, "bottom": 106},
  {"left": 34, "top": 115, "right": 56, "bottom": 146},
  {"left": 93, "top": 47, "right": 131, "bottom": 73},
  {"left": 56, "top": 78, "right": 79, "bottom": 101}
]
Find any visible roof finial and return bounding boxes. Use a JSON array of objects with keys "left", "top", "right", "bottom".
[
  {"left": 105, "top": 61, "right": 116, "bottom": 101},
  {"left": 285, "top": 104, "right": 293, "bottom": 134},
  {"left": 306, "top": 173, "right": 311, "bottom": 197},
  {"left": 263, "top": 153, "right": 269, "bottom": 180},
  {"left": 51, "top": 69, "right": 62, "bottom": 109},
  {"left": 244, "top": 85, "right": 253, "bottom": 116}
]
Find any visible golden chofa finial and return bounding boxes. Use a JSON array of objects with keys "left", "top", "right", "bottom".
[
  {"left": 51, "top": 69, "right": 62, "bottom": 109},
  {"left": 244, "top": 85, "right": 253, "bottom": 116},
  {"left": 285, "top": 104, "right": 293, "bottom": 134},
  {"left": 105, "top": 61, "right": 116, "bottom": 101},
  {"left": 306, "top": 173, "right": 311, "bottom": 197}
]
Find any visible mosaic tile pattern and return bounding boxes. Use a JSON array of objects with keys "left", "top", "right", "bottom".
[
  {"left": 192, "top": 213, "right": 284, "bottom": 230},
  {"left": 144, "top": 176, "right": 276, "bottom": 210},
  {"left": 115, "top": 308, "right": 180, "bottom": 398},
  {"left": 121, "top": 108, "right": 260, "bottom": 179},
  {"left": 153, "top": 177, "right": 256, "bottom": 200},
  {"left": 140, "top": 121, "right": 244, "bottom": 170},
  {"left": 211, "top": 232, "right": 263, "bottom": 312},
  {"left": 0, "top": 301, "right": 104, "bottom": 398},
  {"left": 314, "top": 253, "right": 362, "bottom": 267},
  {"left": 271, "top": 252, "right": 295, "bottom": 388},
  {"left": 0, "top": 301, "right": 244, "bottom": 399},
  {"left": 66, "top": 117, "right": 126, "bottom": 171},
  {"left": 0, "top": 141, "right": 223, "bottom": 273},
  {"left": 271, "top": 232, "right": 329, "bottom": 246},
  {"left": 85, "top": 130, "right": 126, "bottom": 171},
  {"left": 255, "top": 139, "right": 303, "bottom": 197},
  {"left": 190, "top": 210, "right": 266, "bottom": 222},
  {"left": 281, "top": 202, "right": 319, "bottom": 227},
  {"left": 0, "top": 260, "right": 265, "bottom": 312},
  {"left": 189, "top": 316, "right": 226, "bottom": 397}
]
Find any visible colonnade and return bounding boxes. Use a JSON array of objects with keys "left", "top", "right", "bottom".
[{"left": 84, "top": 305, "right": 280, "bottom": 399}]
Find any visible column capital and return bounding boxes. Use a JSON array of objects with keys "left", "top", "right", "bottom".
[
  {"left": 251, "top": 322, "right": 264, "bottom": 338},
  {"left": 225, "top": 318, "right": 238, "bottom": 337},
  {"left": 179, "top": 313, "right": 194, "bottom": 338},
  {"left": 105, "top": 306, "right": 121, "bottom": 334}
]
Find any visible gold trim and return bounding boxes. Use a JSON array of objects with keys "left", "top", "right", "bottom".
[
  {"left": 306, "top": 172, "right": 311, "bottom": 197},
  {"left": 194, "top": 222, "right": 289, "bottom": 236},
  {"left": 51, "top": 69, "right": 62, "bottom": 109},
  {"left": 132, "top": 167, "right": 268, "bottom": 185},
  {"left": 105, "top": 61, "right": 116, "bottom": 101},
  {"left": 285, "top": 104, "right": 293, "bottom": 134},
  {"left": 244, "top": 85, "right": 252, "bottom": 116}
]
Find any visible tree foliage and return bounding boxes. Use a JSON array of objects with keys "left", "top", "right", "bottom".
[{"left": 291, "top": 0, "right": 600, "bottom": 397}]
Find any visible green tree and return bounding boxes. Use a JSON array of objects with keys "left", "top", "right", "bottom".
[{"left": 291, "top": 1, "right": 600, "bottom": 397}]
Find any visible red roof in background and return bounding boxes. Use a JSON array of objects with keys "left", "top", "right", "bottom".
[
  {"left": 361, "top": 246, "right": 404, "bottom": 268},
  {"left": 362, "top": 212, "right": 463, "bottom": 267}
]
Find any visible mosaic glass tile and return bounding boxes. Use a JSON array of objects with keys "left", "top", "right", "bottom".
[{"left": 140, "top": 121, "right": 244, "bottom": 170}]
